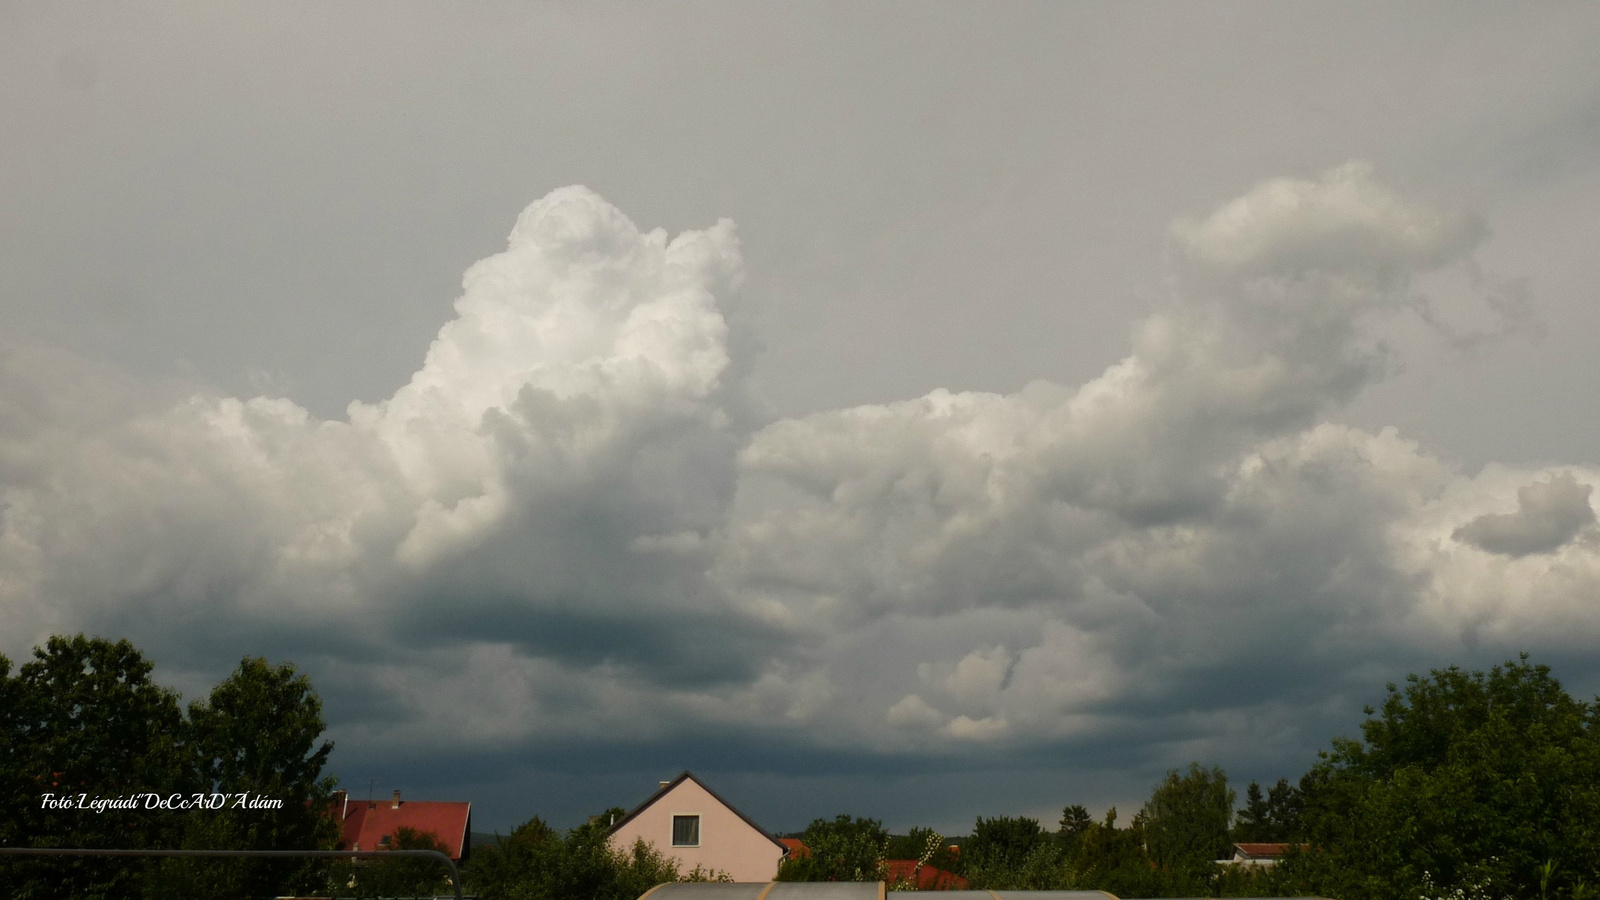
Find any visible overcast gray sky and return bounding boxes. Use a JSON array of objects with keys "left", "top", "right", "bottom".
[{"left": 4, "top": 1, "right": 1600, "bottom": 835}]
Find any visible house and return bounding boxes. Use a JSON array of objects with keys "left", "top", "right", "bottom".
[
  {"left": 608, "top": 772, "right": 787, "bottom": 882},
  {"left": 331, "top": 789, "right": 473, "bottom": 861},
  {"left": 1219, "top": 842, "right": 1304, "bottom": 866}
]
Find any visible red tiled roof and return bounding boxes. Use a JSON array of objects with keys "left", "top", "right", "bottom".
[
  {"left": 1233, "top": 842, "right": 1302, "bottom": 859},
  {"left": 332, "top": 795, "right": 472, "bottom": 861},
  {"left": 780, "top": 838, "right": 811, "bottom": 859},
  {"left": 885, "top": 860, "right": 968, "bottom": 890}
]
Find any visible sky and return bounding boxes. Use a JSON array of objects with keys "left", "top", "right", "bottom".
[{"left": 4, "top": 1, "right": 1600, "bottom": 837}]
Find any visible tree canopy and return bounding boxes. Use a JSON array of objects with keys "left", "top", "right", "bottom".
[
  {"left": 464, "top": 810, "right": 712, "bottom": 900},
  {"left": 776, "top": 814, "right": 888, "bottom": 882},
  {"left": 0, "top": 635, "right": 339, "bottom": 900},
  {"left": 1292, "top": 654, "right": 1600, "bottom": 900},
  {"left": 0, "top": 636, "right": 189, "bottom": 900}
]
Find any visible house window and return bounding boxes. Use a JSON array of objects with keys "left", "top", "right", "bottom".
[
  {"left": 379, "top": 835, "right": 391, "bottom": 848},
  {"left": 672, "top": 815, "right": 700, "bottom": 847}
]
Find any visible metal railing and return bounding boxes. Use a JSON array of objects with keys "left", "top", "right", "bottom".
[{"left": 0, "top": 846, "right": 464, "bottom": 900}]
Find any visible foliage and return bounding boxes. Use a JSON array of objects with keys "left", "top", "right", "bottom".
[
  {"left": 776, "top": 814, "right": 888, "bottom": 882},
  {"left": 1057, "top": 804, "right": 1093, "bottom": 842},
  {"left": 465, "top": 810, "right": 726, "bottom": 900},
  {"left": 145, "top": 657, "right": 341, "bottom": 899},
  {"left": 338, "top": 826, "right": 457, "bottom": 899},
  {"left": 0, "top": 636, "right": 189, "bottom": 900},
  {"left": 1142, "top": 762, "right": 1234, "bottom": 882},
  {"left": 1068, "top": 807, "right": 1163, "bottom": 898},
  {"left": 0, "top": 635, "right": 339, "bottom": 900},
  {"left": 1289, "top": 655, "right": 1600, "bottom": 900},
  {"left": 958, "top": 814, "right": 1077, "bottom": 889},
  {"left": 1233, "top": 778, "right": 1303, "bottom": 843},
  {"left": 887, "top": 828, "right": 958, "bottom": 891},
  {"left": 885, "top": 825, "right": 957, "bottom": 871}
]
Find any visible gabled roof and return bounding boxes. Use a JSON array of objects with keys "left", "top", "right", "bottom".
[
  {"left": 334, "top": 794, "right": 472, "bottom": 861},
  {"left": 608, "top": 771, "right": 787, "bottom": 853}
]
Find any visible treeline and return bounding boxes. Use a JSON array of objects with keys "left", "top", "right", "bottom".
[
  {"left": 9, "top": 634, "right": 1600, "bottom": 900},
  {"left": 776, "top": 655, "right": 1600, "bottom": 900},
  {"left": 463, "top": 809, "right": 735, "bottom": 900},
  {"left": 1, "top": 635, "right": 339, "bottom": 899}
]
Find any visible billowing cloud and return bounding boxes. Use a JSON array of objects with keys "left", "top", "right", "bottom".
[
  {"left": 1452, "top": 471, "right": 1596, "bottom": 557},
  {"left": 3, "top": 165, "right": 1596, "bottom": 825}
]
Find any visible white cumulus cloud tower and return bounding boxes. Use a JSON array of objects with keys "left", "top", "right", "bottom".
[{"left": 0, "top": 187, "right": 747, "bottom": 677}]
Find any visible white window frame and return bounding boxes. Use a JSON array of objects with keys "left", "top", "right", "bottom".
[{"left": 671, "top": 813, "right": 701, "bottom": 848}]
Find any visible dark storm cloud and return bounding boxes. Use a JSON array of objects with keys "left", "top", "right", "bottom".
[{"left": 4, "top": 165, "right": 1600, "bottom": 832}]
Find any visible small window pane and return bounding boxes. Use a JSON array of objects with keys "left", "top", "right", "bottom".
[{"left": 672, "top": 815, "right": 700, "bottom": 846}]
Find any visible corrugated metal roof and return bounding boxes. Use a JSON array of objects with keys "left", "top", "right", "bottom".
[{"left": 641, "top": 884, "right": 884, "bottom": 900}]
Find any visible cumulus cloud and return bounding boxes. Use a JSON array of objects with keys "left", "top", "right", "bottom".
[
  {"left": 1452, "top": 472, "right": 1596, "bottom": 556},
  {"left": 3, "top": 164, "right": 1595, "bottom": 802}
]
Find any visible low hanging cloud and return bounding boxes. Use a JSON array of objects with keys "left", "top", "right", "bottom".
[{"left": 2, "top": 164, "right": 1595, "bottom": 788}]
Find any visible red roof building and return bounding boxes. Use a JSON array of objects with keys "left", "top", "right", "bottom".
[
  {"left": 1223, "top": 842, "right": 1306, "bottom": 866},
  {"left": 885, "top": 859, "right": 968, "bottom": 890},
  {"left": 331, "top": 790, "right": 472, "bottom": 861}
]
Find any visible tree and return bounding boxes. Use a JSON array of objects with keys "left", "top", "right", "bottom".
[
  {"left": 1291, "top": 655, "right": 1600, "bottom": 900},
  {"left": 963, "top": 815, "right": 1045, "bottom": 873},
  {"left": 1058, "top": 804, "right": 1093, "bottom": 843},
  {"left": 959, "top": 815, "right": 1077, "bottom": 889},
  {"left": 776, "top": 815, "right": 887, "bottom": 882},
  {"left": 347, "top": 826, "right": 456, "bottom": 899},
  {"left": 146, "top": 657, "right": 341, "bottom": 899},
  {"left": 465, "top": 810, "right": 695, "bottom": 900},
  {"left": 0, "top": 637, "right": 342, "bottom": 900},
  {"left": 1072, "top": 807, "right": 1160, "bottom": 899},
  {"left": 1264, "top": 778, "right": 1302, "bottom": 841},
  {"left": 1141, "top": 763, "right": 1234, "bottom": 882},
  {"left": 885, "top": 826, "right": 957, "bottom": 873},
  {"left": 0, "top": 635, "right": 189, "bottom": 900},
  {"left": 1233, "top": 781, "right": 1272, "bottom": 842}
]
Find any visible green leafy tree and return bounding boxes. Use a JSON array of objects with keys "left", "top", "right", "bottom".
[
  {"left": 960, "top": 815, "right": 1076, "bottom": 889},
  {"left": 885, "top": 826, "right": 958, "bottom": 872},
  {"left": 1141, "top": 763, "right": 1234, "bottom": 887},
  {"left": 0, "top": 635, "right": 189, "bottom": 900},
  {"left": 146, "top": 657, "right": 341, "bottom": 899},
  {"left": 964, "top": 815, "right": 1045, "bottom": 872},
  {"left": 466, "top": 810, "right": 699, "bottom": 900},
  {"left": 1290, "top": 655, "right": 1600, "bottom": 900},
  {"left": 1072, "top": 808, "right": 1160, "bottom": 898},
  {"left": 346, "top": 826, "right": 456, "bottom": 899},
  {"left": 776, "top": 815, "right": 887, "bottom": 882}
]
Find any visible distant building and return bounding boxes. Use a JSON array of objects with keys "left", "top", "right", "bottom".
[
  {"left": 331, "top": 789, "right": 473, "bottom": 861},
  {"left": 1219, "top": 842, "right": 1304, "bottom": 866},
  {"left": 608, "top": 772, "right": 787, "bottom": 882},
  {"left": 885, "top": 858, "right": 969, "bottom": 890}
]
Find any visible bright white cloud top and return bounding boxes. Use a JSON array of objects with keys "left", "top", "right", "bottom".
[{"left": 1, "top": 165, "right": 1595, "bottom": 798}]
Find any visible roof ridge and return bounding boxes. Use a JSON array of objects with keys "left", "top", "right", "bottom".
[{"left": 608, "top": 771, "right": 786, "bottom": 853}]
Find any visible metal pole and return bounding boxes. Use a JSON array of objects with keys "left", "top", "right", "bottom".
[{"left": 0, "top": 847, "right": 464, "bottom": 900}]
